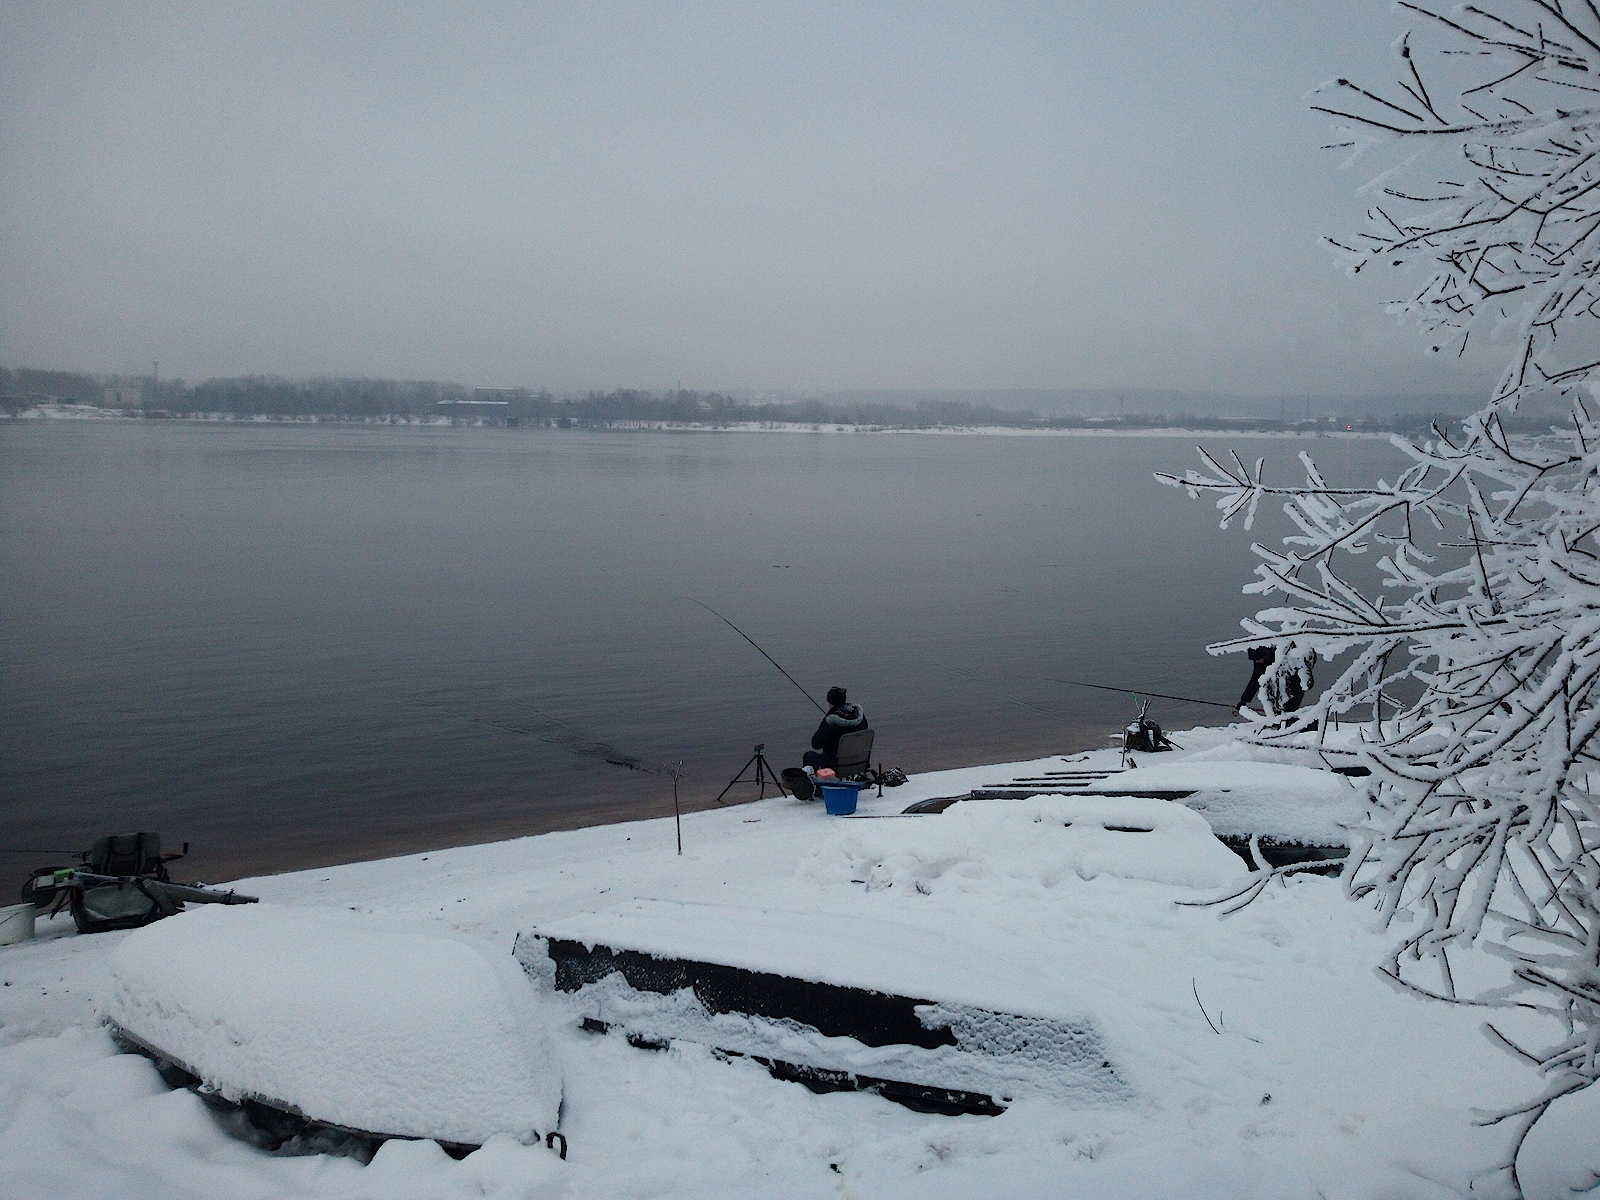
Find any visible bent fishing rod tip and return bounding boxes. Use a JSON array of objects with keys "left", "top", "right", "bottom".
[{"left": 680, "top": 597, "right": 826, "bottom": 712}]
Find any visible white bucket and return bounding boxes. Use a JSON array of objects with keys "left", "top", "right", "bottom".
[{"left": 0, "top": 902, "right": 37, "bottom": 946}]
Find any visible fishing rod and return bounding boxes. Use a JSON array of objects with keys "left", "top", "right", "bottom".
[
  {"left": 1050, "top": 679, "right": 1240, "bottom": 710},
  {"left": 683, "top": 598, "right": 826, "bottom": 713}
]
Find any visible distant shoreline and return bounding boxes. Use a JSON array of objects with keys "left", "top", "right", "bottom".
[{"left": 9, "top": 402, "right": 1403, "bottom": 439}]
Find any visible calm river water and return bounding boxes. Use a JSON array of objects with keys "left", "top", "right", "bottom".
[{"left": 1, "top": 421, "right": 1406, "bottom": 880}]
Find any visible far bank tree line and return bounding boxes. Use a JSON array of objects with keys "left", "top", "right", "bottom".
[{"left": 1, "top": 365, "right": 1470, "bottom": 433}]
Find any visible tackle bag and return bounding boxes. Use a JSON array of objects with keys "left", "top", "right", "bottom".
[
  {"left": 70, "top": 832, "right": 180, "bottom": 935},
  {"left": 1123, "top": 719, "right": 1176, "bottom": 754},
  {"left": 71, "top": 878, "right": 174, "bottom": 934}
]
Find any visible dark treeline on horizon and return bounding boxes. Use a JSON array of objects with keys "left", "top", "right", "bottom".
[{"left": 0, "top": 365, "right": 1491, "bottom": 433}]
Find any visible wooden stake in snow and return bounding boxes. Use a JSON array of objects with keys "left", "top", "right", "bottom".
[{"left": 666, "top": 761, "right": 685, "bottom": 855}]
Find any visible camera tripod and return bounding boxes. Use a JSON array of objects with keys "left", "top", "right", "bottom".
[{"left": 714, "top": 743, "right": 788, "bottom": 804}]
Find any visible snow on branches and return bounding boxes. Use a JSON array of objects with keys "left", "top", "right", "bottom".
[
  {"left": 1311, "top": 0, "right": 1600, "bottom": 408},
  {"left": 1164, "top": 4, "right": 1600, "bottom": 1191}
]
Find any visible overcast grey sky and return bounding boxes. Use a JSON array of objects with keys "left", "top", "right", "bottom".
[{"left": 0, "top": 2, "right": 1504, "bottom": 398}]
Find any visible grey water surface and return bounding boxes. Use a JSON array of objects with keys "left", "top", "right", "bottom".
[{"left": 0, "top": 421, "right": 1407, "bottom": 880}]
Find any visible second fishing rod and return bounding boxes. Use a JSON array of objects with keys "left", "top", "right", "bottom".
[{"left": 687, "top": 598, "right": 1241, "bottom": 718}]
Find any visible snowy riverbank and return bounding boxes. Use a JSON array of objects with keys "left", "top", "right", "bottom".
[{"left": 1, "top": 726, "right": 1592, "bottom": 1199}]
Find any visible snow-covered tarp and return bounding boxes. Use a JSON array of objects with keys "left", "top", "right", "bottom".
[{"left": 102, "top": 904, "right": 561, "bottom": 1147}]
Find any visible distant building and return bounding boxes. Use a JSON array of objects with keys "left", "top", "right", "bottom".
[{"left": 104, "top": 387, "right": 141, "bottom": 407}]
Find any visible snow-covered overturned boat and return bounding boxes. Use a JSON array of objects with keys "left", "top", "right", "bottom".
[
  {"left": 907, "top": 759, "right": 1361, "bottom": 869},
  {"left": 103, "top": 904, "right": 564, "bottom": 1158},
  {"left": 519, "top": 901, "right": 1121, "bottom": 1116},
  {"left": 515, "top": 796, "right": 1245, "bottom": 1115}
]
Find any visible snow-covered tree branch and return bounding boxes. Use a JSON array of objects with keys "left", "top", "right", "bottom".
[
  {"left": 1310, "top": 0, "right": 1600, "bottom": 409},
  {"left": 1162, "top": 4, "right": 1600, "bottom": 1193}
]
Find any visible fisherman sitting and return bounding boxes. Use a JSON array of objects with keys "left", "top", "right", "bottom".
[
  {"left": 781, "top": 686, "right": 868, "bottom": 800},
  {"left": 805, "top": 686, "right": 868, "bottom": 770}
]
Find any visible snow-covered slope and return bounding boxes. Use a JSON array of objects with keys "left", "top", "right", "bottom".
[{"left": 0, "top": 727, "right": 1591, "bottom": 1199}]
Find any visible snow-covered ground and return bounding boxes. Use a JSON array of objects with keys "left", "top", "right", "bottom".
[{"left": 0, "top": 726, "right": 1591, "bottom": 1199}]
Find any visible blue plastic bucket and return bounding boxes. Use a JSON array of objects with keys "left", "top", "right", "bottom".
[{"left": 820, "top": 781, "right": 864, "bottom": 815}]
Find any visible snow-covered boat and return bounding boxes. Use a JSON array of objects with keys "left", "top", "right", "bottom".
[
  {"left": 514, "top": 795, "right": 1246, "bottom": 1115},
  {"left": 102, "top": 904, "right": 564, "bottom": 1158},
  {"left": 911, "top": 758, "right": 1362, "bottom": 868}
]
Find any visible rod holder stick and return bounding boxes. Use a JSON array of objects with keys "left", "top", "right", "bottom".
[{"left": 665, "top": 760, "right": 685, "bottom": 855}]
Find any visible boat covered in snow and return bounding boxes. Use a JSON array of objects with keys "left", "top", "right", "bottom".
[
  {"left": 516, "top": 795, "right": 1244, "bottom": 1114},
  {"left": 103, "top": 904, "right": 563, "bottom": 1157},
  {"left": 910, "top": 759, "right": 1361, "bottom": 869}
]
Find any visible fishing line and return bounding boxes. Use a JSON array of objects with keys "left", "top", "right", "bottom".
[
  {"left": 1049, "top": 679, "right": 1240, "bottom": 710},
  {"left": 682, "top": 598, "right": 826, "bottom": 713}
]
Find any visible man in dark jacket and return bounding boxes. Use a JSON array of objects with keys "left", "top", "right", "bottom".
[
  {"left": 1239, "top": 646, "right": 1276, "bottom": 708},
  {"left": 805, "top": 687, "right": 868, "bottom": 770},
  {"left": 1239, "top": 644, "right": 1311, "bottom": 713}
]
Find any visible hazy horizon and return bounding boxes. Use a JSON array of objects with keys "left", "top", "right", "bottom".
[
  {"left": 4, "top": 363, "right": 1485, "bottom": 420},
  {"left": 2, "top": 3, "right": 1508, "bottom": 400}
]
